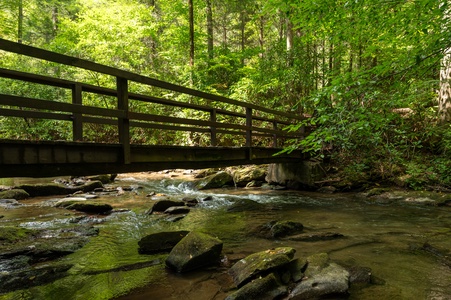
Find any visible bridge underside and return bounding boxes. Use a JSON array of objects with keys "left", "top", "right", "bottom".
[{"left": 0, "top": 140, "right": 306, "bottom": 178}]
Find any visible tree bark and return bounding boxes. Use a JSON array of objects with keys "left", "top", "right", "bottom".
[
  {"left": 206, "top": 0, "right": 213, "bottom": 60},
  {"left": 18, "top": 0, "right": 23, "bottom": 43},
  {"left": 439, "top": 48, "right": 451, "bottom": 123},
  {"left": 188, "top": 0, "right": 195, "bottom": 67}
]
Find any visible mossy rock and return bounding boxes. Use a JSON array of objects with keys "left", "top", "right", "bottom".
[
  {"left": 17, "top": 183, "right": 70, "bottom": 197},
  {"left": 138, "top": 231, "right": 190, "bottom": 254},
  {"left": 194, "top": 171, "right": 233, "bottom": 190},
  {"left": 165, "top": 231, "right": 223, "bottom": 273},
  {"left": 229, "top": 247, "right": 296, "bottom": 287},
  {"left": 225, "top": 273, "right": 288, "bottom": 300},
  {"left": 0, "top": 189, "right": 29, "bottom": 200},
  {"left": 233, "top": 166, "right": 267, "bottom": 187},
  {"left": 269, "top": 221, "right": 304, "bottom": 238},
  {"left": 148, "top": 199, "right": 185, "bottom": 214},
  {"left": 0, "top": 226, "right": 36, "bottom": 243}
]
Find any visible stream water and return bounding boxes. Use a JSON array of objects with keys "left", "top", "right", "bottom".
[{"left": 0, "top": 174, "right": 450, "bottom": 300}]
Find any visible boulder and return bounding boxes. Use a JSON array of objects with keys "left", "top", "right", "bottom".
[
  {"left": 227, "top": 199, "right": 263, "bottom": 212},
  {"left": 232, "top": 166, "right": 267, "bottom": 187},
  {"left": 148, "top": 199, "right": 185, "bottom": 214},
  {"left": 255, "top": 220, "right": 304, "bottom": 239},
  {"left": 138, "top": 231, "right": 190, "bottom": 254},
  {"left": 17, "top": 181, "right": 103, "bottom": 197},
  {"left": 225, "top": 273, "right": 288, "bottom": 300},
  {"left": 165, "top": 231, "right": 223, "bottom": 273},
  {"left": 288, "top": 262, "right": 349, "bottom": 299},
  {"left": 194, "top": 171, "right": 234, "bottom": 190},
  {"left": 266, "top": 161, "right": 325, "bottom": 189},
  {"left": 0, "top": 189, "right": 30, "bottom": 200},
  {"left": 164, "top": 206, "right": 190, "bottom": 215},
  {"left": 229, "top": 247, "right": 296, "bottom": 287},
  {"left": 56, "top": 201, "right": 113, "bottom": 214},
  {"left": 85, "top": 174, "right": 117, "bottom": 184}
]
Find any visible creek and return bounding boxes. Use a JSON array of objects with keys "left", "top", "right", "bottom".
[{"left": 0, "top": 173, "right": 450, "bottom": 300}]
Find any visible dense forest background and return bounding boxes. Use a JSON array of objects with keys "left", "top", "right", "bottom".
[{"left": 1, "top": 0, "right": 451, "bottom": 189}]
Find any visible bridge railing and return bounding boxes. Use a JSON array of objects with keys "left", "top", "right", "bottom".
[{"left": 0, "top": 39, "right": 304, "bottom": 163}]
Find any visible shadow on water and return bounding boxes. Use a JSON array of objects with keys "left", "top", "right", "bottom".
[{"left": 1, "top": 174, "right": 450, "bottom": 300}]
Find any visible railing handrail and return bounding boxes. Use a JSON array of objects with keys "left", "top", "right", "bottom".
[
  {"left": 0, "top": 38, "right": 305, "bottom": 164},
  {"left": 0, "top": 38, "right": 303, "bottom": 120}
]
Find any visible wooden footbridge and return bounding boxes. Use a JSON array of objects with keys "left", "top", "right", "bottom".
[{"left": 0, "top": 39, "right": 306, "bottom": 178}]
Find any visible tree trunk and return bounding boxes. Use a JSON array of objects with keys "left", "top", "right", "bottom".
[
  {"left": 52, "top": 7, "right": 58, "bottom": 37},
  {"left": 259, "top": 15, "right": 264, "bottom": 56},
  {"left": 206, "top": 0, "right": 213, "bottom": 60},
  {"left": 188, "top": 0, "right": 194, "bottom": 67},
  {"left": 240, "top": 9, "right": 246, "bottom": 65},
  {"left": 286, "top": 17, "right": 293, "bottom": 66},
  {"left": 18, "top": 0, "right": 23, "bottom": 43},
  {"left": 439, "top": 48, "right": 451, "bottom": 123}
]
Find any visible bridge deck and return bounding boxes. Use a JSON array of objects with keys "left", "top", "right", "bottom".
[{"left": 0, "top": 140, "right": 305, "bottom": 178}]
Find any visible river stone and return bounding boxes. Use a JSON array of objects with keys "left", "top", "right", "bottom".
[
  {"left": 57, "top": 201, "right": 113, "bottom": 214},
  {"left": 227, "top": 199, "right": 263, "bottom": 212},
  {"left": 229, "top": 247, "right": 296, "bottom": 287},
  {"left": 0, "top": 263, "right": 72, "bottom": 294},
  {"left": 232, "top": 166, "right": 267, "bottom": 187},
  {"left": 269, "top": 221, "right": 304, "bottom": 238},
  {"left": 194, "top": 171, "right": 234, "bottom": 190},
  {"left": 164, "top": 206, "right": 190, "bottom": 214},
  {"left": 165, "top": 231, "right": 223, "bottom": 273},
  {"left": 17, "top": 181, "right": 103, "bottom": 197},
  {"left": 138, "top": 231, "right": 190, "bottom": 254},
  {"left": 148, "top": 199, "right": 185, "bottom": 214},
  {"left": 0, "top": 189, "right": 30, "bottom": 200},
  {"left": 304, "top": 253, "right": 330, "bottom": 277},
  {"left": 286, "top": 232, "right": 345, "bottom": 242},
  {"left": 288, "top": 262, "right": 350, "bottom": 299},
  {"left": 225, "top": 273, "right": 288, "bottom": 300}
]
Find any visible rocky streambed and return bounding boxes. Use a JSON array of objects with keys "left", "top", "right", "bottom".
[{"left": 0, "top": 169, "right": 450, "bottom": 299}]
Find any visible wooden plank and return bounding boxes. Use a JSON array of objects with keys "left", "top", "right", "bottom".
[
  {"left": 246, "top": 107, "right": 252, "bottom": 147},
  {"left": 129, "top": 121, "right": 210, "bottom": 133},
  {"left": 210, "top": 109, "right": 217, "bottom": 146},
  {"left": 0, "top": 67, "right": 73, "bottom": 88},
  {"left": 0, "top": 93, "right": 124, "bottom": 118},
  {"left": 0, "top": 108, "right": 73, "bottom": 121},
  {"left": 72, "top": 83, "right": 83, "bottom": 141}
]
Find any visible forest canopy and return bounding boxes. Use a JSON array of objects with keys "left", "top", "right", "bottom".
[{"left": 1, "top": 0, "right": 451, "bottom": 189}]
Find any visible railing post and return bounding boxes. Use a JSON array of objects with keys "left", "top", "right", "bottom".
[
  {"left": 245, "top": 107, "right": 252, "bottom": 147},
  {"left": 117, "top": 77, "right": 130, "bottom": 164},
  {"left": 210, "top": 108, "right": 217, "bottom": 146},
  {"left": 272, "top": 121, "right": 278, "bottom": 148},
  {"left": 72, "top": 83, "right": 83, "bottom": 141}
]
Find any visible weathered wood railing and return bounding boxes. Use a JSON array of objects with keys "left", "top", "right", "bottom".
[{"left": 0, "top": 39, "right": 306, "bottom": 177}]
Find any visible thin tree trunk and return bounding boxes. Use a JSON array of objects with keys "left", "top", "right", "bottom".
[
  {"left": 188, "top": 0, "right": 194, "bottom": 67},
  {"left": 52, "top": 7, "right": 58, "bottom": 37},
  {"left": 18, "top": 0, "right": 23, "bottom": 43},
  {"left": 439, "top": 48, "right": 451, "bottom": 123},
  {"left": 240, "top": 9, "right": 245, "bottom": 65},
  {"left": 206, "top": 0, "right": 213, "bottom": 60},
  {"left": 286, "top": 17, "right": 293, "bottom": 66},
  {"left": 259, "top": 15, "right": 264, "bottom": 56}
]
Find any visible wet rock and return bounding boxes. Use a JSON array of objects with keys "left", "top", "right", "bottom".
[
  {"left": 287, "top": 258, "right": 308, "bottom": 282},
  {"left": 246, "top": 180, "right": 263, "bottom": 188},
  {"left": 0, "top": 189, "right": 30, "bottom": 200},
  {"left": 266, "top": 161, "right": 325, "bottom": 189},
  {"left": 165, "top": 231, "right": 223, "bottom": 273},
  {"left": 232, "top": 166, "right": 267, "bottom": 187},
  {"left": 86, "top": 174, "right": 117, "bottom": 184},
  {"left": 138, "top": 231, "right": 190, "bottom": 254},
  {"left": 164, "top": 206, "right": 190, "bottom": 215},
  {"left": 304, "top": 253, "right": 330, "bottom": 277},
  {"left": 0, "top": 263, "right": 72, "bottom": 293},
  {"left": 56, "top": 201, "right": 113, "bottom": 214},
  {"left": 286, "top": 232, "right": 345, "bottom": 242},
  {"left": 347, "top": 266, "right": 372, "bottom": 285},
  {"left": 229, "top": 247, "right": 296, "bottom": 287},
  {"left": 288, "top": 262, "right": 350, "bottom": 299},
  {"left": 194, "top": 171, "right": 234, "bottom": 190},
  {"left": 317, "top": 186, "right": 337, "bottom": 193},
  {"left": 202, "top": 195, "right": 213, "bottom": 201},
  {"left": 148, "top": 199, "right": 185, "bottom": 214},
  {"left": 0, "top": 226, "right": 36, "bottom": 243},
  {"left": 227, "top": 199, "right": 263, "bottom": 212},
  {"left": 17, "top": 181, "right": 103, "bottom": 197},
  {"left": 182, "top": 197, "right": 199, "bottom": 207},
  {"left": 255, "top": 220, "right": 304, "bottom": 239},
  {"left": 225, "top": 273, "right": 288, "bottom": 300},
  {"left": 165, "top": 215, "right": 187, "bottom": 222}
]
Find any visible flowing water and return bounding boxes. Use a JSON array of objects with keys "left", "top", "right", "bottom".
[{"left": 0, "top": 174, "right": 450, "bottom": 300}]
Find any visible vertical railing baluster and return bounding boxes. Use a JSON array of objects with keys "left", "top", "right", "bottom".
[
  {"left": 210, "top": 108, "right": 217, "bottom": 146},
  {"left": 72, "top": 83, "right": 83, "bottom": 141},
  {"left": 245, "top": 107, "right": 252, "bottom": 147},
  {"left": 117, "top": 77, "right": 130, "bottom": 164},
  {"left": 273, "top": 120, "right": 278, "bottom": 148}
]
